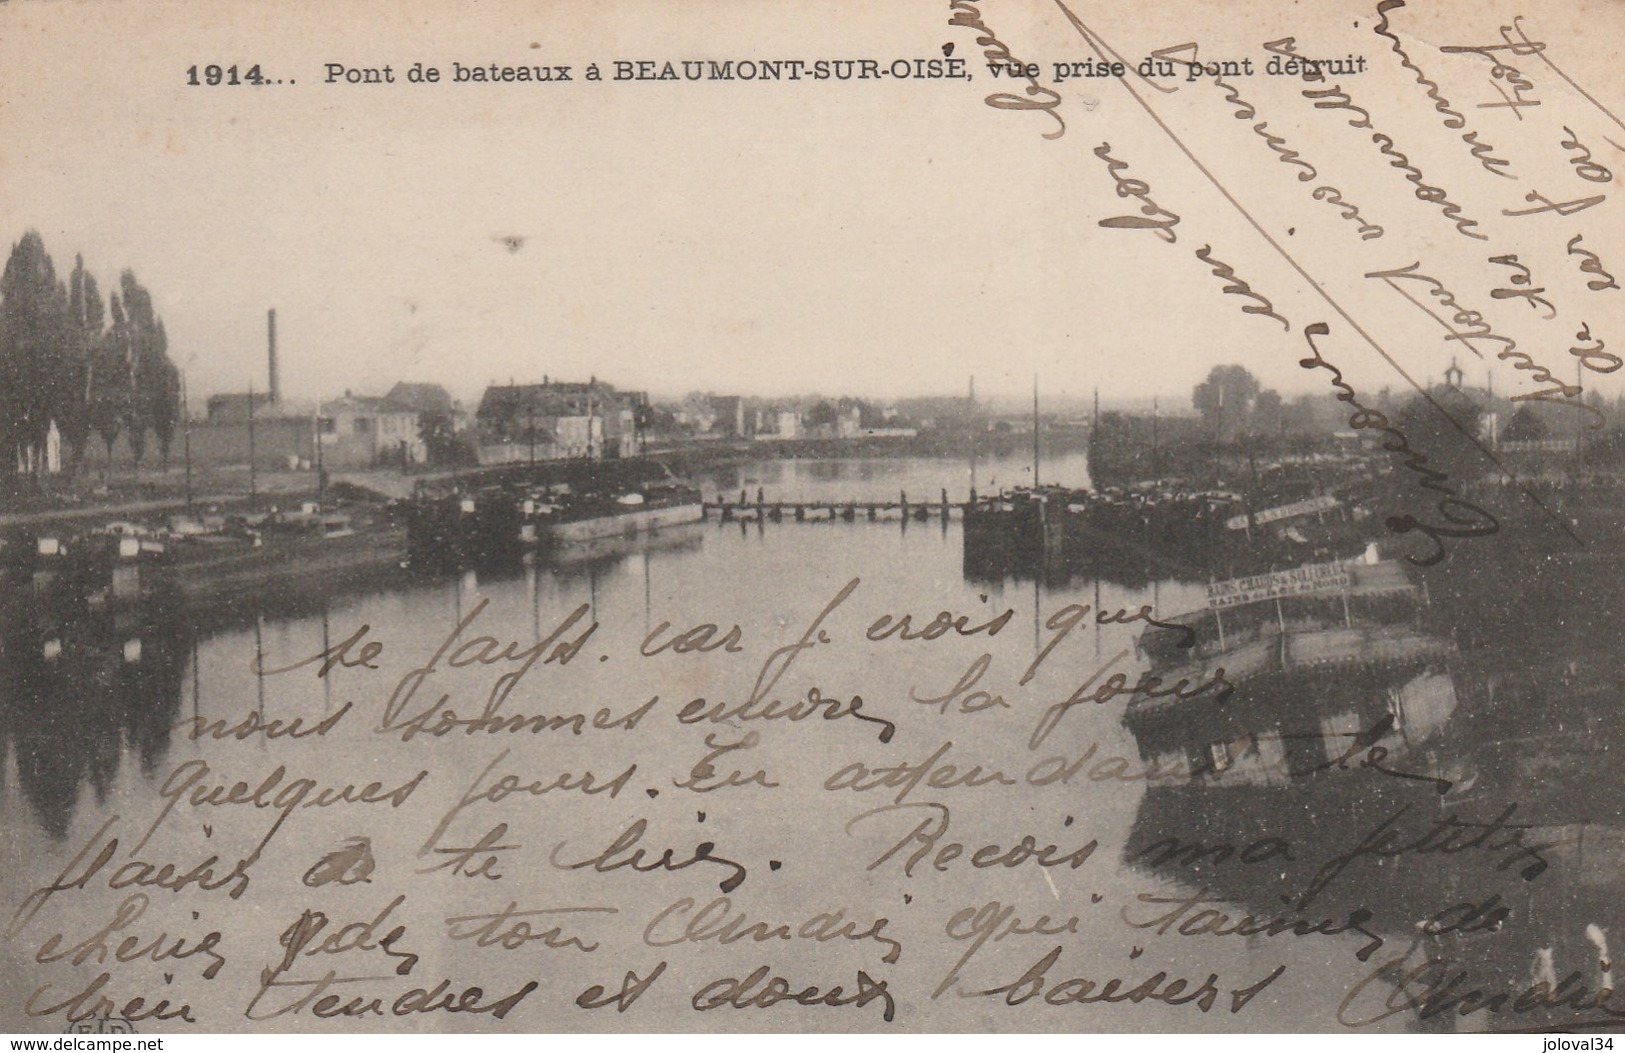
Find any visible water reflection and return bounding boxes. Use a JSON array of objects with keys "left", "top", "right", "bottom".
[
  {"left": 0, "top": 472, "right": 1131, "bottom": 846},
  {"left": 2, "top": 454, "right": 1617, "bottom": 1033},
  {"left": 1116, "top": 539, "right": 1625, "bottom": 1032},
  {"left": 0, "top": 578, "right": 189, "bottom": 840},
  {"left": 963, "top": 533, "right": 1167, "bottom": 590}
]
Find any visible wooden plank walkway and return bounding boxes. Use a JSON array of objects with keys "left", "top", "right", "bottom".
[{"left": 705, "top": 490, "right": 961, "bottom": 523}]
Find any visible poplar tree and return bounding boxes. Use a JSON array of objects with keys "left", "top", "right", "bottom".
[
  {"left": 62, "top": 254, "right": 105, "bottom": 471},
  {"left": 0, "top": 232, "right": 71, "bottom": 476},
  {"left": 92, "top": 293, "right": 133, "bottom": 466}
]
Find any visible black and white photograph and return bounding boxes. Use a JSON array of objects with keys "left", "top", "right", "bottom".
[{"left": 1, "top": 0, "right": 1623, "bottom": 1036}]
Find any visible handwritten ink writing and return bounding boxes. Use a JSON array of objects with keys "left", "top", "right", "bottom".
[
  {"left": 1560, "top": 126, "right": 1612, "bottom": 183},
  {"left": 1488, "top": 254, "right": 1556, "bottom": 318},
  {"left": 1175, "top": 43, "right": 1387, "bottom": 240},
  {"left": 1025, "top": 740, "right": 1204, "bottom": 786},
  {"left": 417, "top": 823, "right": 515, "bottom": 881},
  {"left": 644, "top": 895, "right": 901, "bottom": 963},
  {"left": 33, "top": 893, "right": 226, "bottom": 979},
  {"left": 550, "top": 818, "right": 749, "bottom": 893},
  {"left": 1339, "top": 954, "right": 1625, "bottom": 1027},
  {"left": 1366, "top": 265, "right": 1592, "bottom": 414},
  {"left": 825, "top": 741, "right": 1015, "bottom": 805},
  {"left": 959, "top": 945, "right": 1285, "bottom": 1014},
  {"left": 1302, "top": 84, "right": 1373, "bottom": 128},
  {"left": 640, "top": 620, "right": 744, "bottom": 656},
  {"left": 1309, "top": 185, "right": 1384, "bottom": 239},
  {"left": 253, "top": 623, "right": 383, "bottom": 677},
  {"left": 574, "top": 962, "right": 666, "bottom": 1013},
  {"left": 865, "top": 605, "right": 1012, "bottom": 642},
  {"left": 380, "top": 599, "right": 596, "bottom": 734},
  {"left": 677, "top": 688, "right": 894, "bottom": 743},
  {"left": 1568, "top": 234, "right": 1620, "bottom": 291},
  {"left": 445, "top": 903, "right": 618, "bottom": 954},
  {"left": 1369, "top": 129, "right": 1488, "bottom": 241},
  {"left": 1029, "top": 649, "right": 1232, "bottom": 750},
  {"left": 420, "top": 748, "right": 635, "bottom": 856},
  {"left": 25, "top": 972, "right": 196, "bottom": 1026},
  {"left": 1121, "top": 886, "right": 1384, "bottom": 961},
  {"left": 1021, "top": 602, "right": 1195, "bottom": 686},
  {"left": 1128, "top": 835, "right": 1293, "bottom": 870},
  {"left": 387, "top": 693, "right": 657, "bottom": 743},
  {"left": 1375, "top": 0, "right": 1516, "bottom": 178},
  {"left": 1569, "top": 322, "right": 1622, "bottom": 375},
  {"left": 948, "top": 0, "right": 1065, "bottom": 139},
  {"left": 1504, "top": 188, "right": 1606, "bottom": 220},
  {"left": 140, "top": 759, "right": 427, "bottom": 856},
  {"left": 1194, "top": 244, "right": 1291, "bottom": 330},
  {"left": 741, "top": 577, "right": 858, "bottom": 707},
  {"left": 910, "top": 653, "right": 1010, "bottom": 716},
  {"left": 1299, "top": 321, "right": 1501, "bottom": 564},
  {"left": 690, "top": 966, "right": 896, "bottom": 1022},
  {"left": 674, "top": 730, "right": 781, "bottom": 792},
  {"left": 272, "top": 895, "right": 419, "bottom": 976},
  {"left": 176, "top": 701, "right": 352, "bottom": 742},
  {"left": 246, "top": 962, "right": 537, "bottom": 1022},
  {"left": 846, "top": 802, "right": 1096, "bottom": 878},
  {"left": 1302, "top": 803, "right": 1565, "bottom": 910},
  {"left": 1437, "top": 31, "right": 1542, "bottom": 119},
  {"left": 1092, "top": 142, "right": 1181, "bottom": 242},
  {"left": 936, "top": 901, "right": 1081, "bottom": 999}
]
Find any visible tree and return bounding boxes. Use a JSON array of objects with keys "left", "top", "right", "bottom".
[
  {"left": 805, "top": 400, "right": 837, "bottom": 428},
  {"left": 91, "top": 293, "right": 133, "bottom": 466},
  {"left": 120, "top": 273, "right": 151, "bottom": 465},
  {"left": 0, "top": 232, "right": 72, "bottom": 477},
  {"left": 1583, "top": 426, "right": 1625, "bottom": 466},
  {"left": 1283, "top": 393, "right": 1326, "bottom": 435},
  {"left": 1500, "top": 404, "right": 1548, "bottom": 443},
  {"left": 419, "top": 408, "right": 474, "bottom": 466},
  {"left": 61, "top": 254, "right": 104, "bottom": 471},
  {"left": 150, "top": 328, "right": 181, "bottom": 466},
  {"left": 116, "top": 270, "right": 179, "bottom": 467},
  {"left": 1, "top": 236, "right": 180, "bottom": 476},
  {"left": 1192, "top": 364, "right": 1263, "bottom": 442},
  {"left": 1252, "top": 389, "right": 1284, "bottom": 436},
  {"left": 1391, "top": 388, "right": 1487, "bottom": 485}
]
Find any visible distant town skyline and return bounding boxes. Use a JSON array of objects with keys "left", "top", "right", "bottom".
[
  {"left": 0, "top": 227, "right": 1341, "bottom": 414},
  {"left": 6, "top": 1, "right": 1621, "bottom": 426},
  {"left": 0, "top": 4, "right": 1395, "bottom": 416}
]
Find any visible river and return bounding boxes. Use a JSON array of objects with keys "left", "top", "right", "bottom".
[{"left": 0, "top": 453, "right": 1609, "bottom": 1032}]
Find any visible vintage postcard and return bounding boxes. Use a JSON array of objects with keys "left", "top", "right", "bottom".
[{"left": 1, "top": 0, "right": 1623, "bottom": 1035}]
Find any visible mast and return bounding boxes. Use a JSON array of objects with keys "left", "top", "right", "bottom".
[
  {"left": 1151, "top": 395, "right": 1160, "bottom": 482},
  {"left": 248, "top": 379, "right": 258, "bottom": 502},
  {"left": 969, "top": 374, "right": 978, "bottom": 499},
  {"left": 182, "top": 369, "right": 193, "bottom": 516},
  {"left": 1032, "top": 375, "right": 1040, "bottom": 489},
  {"left": 1576, "top": 357, "right": 1585, "bottom": 469},
  {"left": 315, "top": 395, "right": 326, "bottom": 504}
]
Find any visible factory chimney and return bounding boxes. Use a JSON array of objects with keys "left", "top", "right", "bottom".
[{"left": 267, "top": 309, "right": 280, "bottom": 405}]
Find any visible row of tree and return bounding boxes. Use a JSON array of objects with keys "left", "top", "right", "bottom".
[
  {"left": 1191, "top": 363, "right": 1316, "bottom": 440},
  {"left": 0, "top": 231, "right": 180, "bottom": 476}
]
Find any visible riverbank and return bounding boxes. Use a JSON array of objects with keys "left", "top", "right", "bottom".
[{"left": 0, "top": 467, "right": 397, "bottom": 531}]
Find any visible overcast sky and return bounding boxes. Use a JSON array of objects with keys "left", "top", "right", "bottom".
[{"left": 4, "top": 0, "right": 1621, "bottom": 415}]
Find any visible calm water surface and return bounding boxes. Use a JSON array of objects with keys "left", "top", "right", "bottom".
[{"left": 0, "top": 455, "right": 1595, "bottom": 1032}]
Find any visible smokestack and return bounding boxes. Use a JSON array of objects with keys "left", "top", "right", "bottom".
[{"left": 267, "top": 309, "right": 280, "bottom": 404}]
